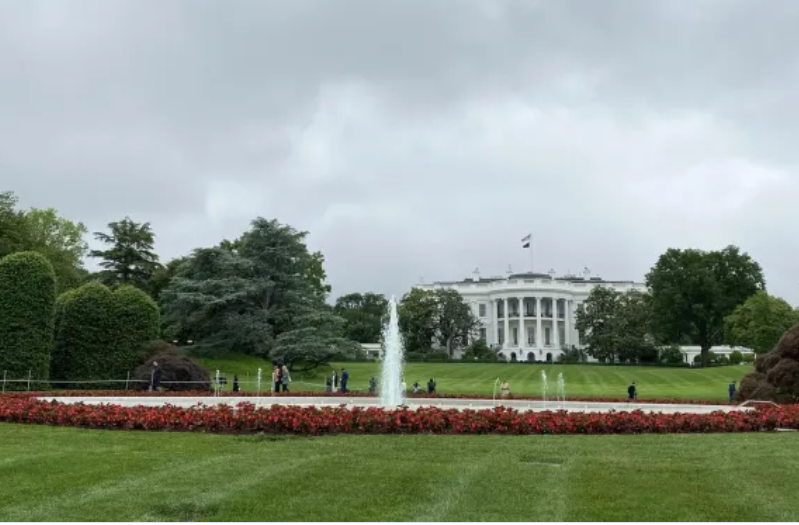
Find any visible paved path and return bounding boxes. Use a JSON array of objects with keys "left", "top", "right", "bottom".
[{"left": 38, "top": 396, "right": 750, "bottom": 414}]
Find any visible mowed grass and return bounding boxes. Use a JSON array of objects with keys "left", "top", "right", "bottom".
[
  {"left": 1, "top": 423, "right": 797, "bottom": 521},
  {"left": 202, "top": 354, "right": 752, "bottom": 401}
]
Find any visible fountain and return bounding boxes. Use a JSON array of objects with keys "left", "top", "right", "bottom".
[
  {"left": 380, "top": 296, "right": 405, "bottom": 407},
  {"left": 557, "top": 372, "right": 566, "bottom": 403},
  {"left": 541, "top": 370, "right": 548, "bottom": 403}
]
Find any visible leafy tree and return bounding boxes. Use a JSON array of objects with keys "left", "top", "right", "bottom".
[
  {"left": 114, "top": 285, "right": 160, "bottom": 370},
  {"left": 147, "top": 256, "right": 188, "bottom": 301},
  {"left": 161, "top": 218, "right": 330, "bottom": 358},
  {"left": 729, "top": 350, "right": 743, "bottom": 365},
  {"left": 17, "top": 208, "right": 89, "bottom": 292},
  {"left": 0, "top": 191, "right": 27, "bottom": 258},
  {"left": 431, "top": 289, "right": 480, "bottom": 357},
  {"left": 575, "top": 287, "right": 656, "bottom": 363},
  {"left": 646, "top": 245, "right": 764, "bottom": 365},
  {"left": 558, "top": 346, "right": 588, "bottom": 363},
  {"left": 271, "top": 310, "right": 362, "bottom": 371},
  {"left": 0, "top": 252, "right": 56, "bottom": 384},
  {"left": 398, "top": 288, "right": 480, "bottom": 357},
  {"left": 90, "top": 216, "right": 162, "bottom": 290},
  {"left": 397, "top": 289, "right": 439, "bottom": 354},
  {"left": 334, "top": 292, "right": 388, "bottom": 343},
  {"left": 724, "top": 291, "right": 799, "bottom": 354}
]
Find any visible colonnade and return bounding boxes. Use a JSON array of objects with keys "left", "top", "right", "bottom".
[{"left": 488, "top": 296, "right": 576, "bottom": 349}]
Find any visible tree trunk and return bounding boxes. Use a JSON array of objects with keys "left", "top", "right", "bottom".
[
  {"left": 700, "top": 344, "right": 711, "bottom": 367},
  {"left": 446, "top": 337, "right": 453, "bottom": 357}
]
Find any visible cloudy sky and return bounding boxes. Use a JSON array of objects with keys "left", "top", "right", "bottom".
[{"left": 2, "top": 0, "right": 799, "bottom": 303}]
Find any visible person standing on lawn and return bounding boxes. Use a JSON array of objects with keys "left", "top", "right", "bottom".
[
  {"left": 427, "top": 378, "right": 436, "bottom": 394},
  {"left": 728, "top": 381, "right": 737, "bottom": 403},
  {"left": 281, "top": 365, "right": 291, "bottom": 392},
  {"left": 340, "top": 368, "right": 349, "bottom": 392},
  {"left": 501, "top": 380, "right": 510, "bottom": 399},
  {"left": 627, "top": 381, "right": 637, "bottom": 401},
  {"left": 272, "top": 365, "right": 281, "bottom": 393},
  {"left": 369, "top": 377, "right": 377, "bottom": 395},
  {"left": 232, "top": 374, "right": 239, "bottom": 393}
]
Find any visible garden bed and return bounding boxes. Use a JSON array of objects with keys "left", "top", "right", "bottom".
[{"left": 1, "top": 396, "right": 796, "bottom": 435}]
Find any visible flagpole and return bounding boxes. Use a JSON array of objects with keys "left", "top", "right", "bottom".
[{"left": 529, "top": 236, "right": 534, "bottom": 272}]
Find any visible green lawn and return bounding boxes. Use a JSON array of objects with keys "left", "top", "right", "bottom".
[
  {"left": 201, "top": 355, "right": 752, "bottom": 401},
  {"left": 0, "top": 423, "right": 796, "bottom": 521}
]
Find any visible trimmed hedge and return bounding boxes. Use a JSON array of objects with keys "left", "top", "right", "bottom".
[
  {"left": 0, "top": 252, "right": 57, "bottom": 384},
  {"left": 52, "top": 282, "right": 160, "bottom": 384}
]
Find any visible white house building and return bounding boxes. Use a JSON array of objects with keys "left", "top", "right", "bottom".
[{"left": 414, "top": 269, "right": 647, "bottom": 362}]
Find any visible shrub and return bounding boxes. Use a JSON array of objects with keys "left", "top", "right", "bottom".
[
  {"left": 114, "top": 285, "right": 159, "bottom": 372},
  {"left": 462, "top": 340, "right": 498, "bottom": 362},
  {"left": 742, "top": 353, "right": 756, "bottom": 364},
  {"left": 660, "top": 345, "right": 684, "bottom": 364},
  {"left": 729, "top": 350, "right": 743, "bottom": 365},
  {"left": 0, "top": 252, "right": 56, "bottom": 384},
  {"left": 737, "top": 321, "right": 799, "bottom": 403},
  {"left": 131, "top": 346, "right": 210, "bottom": 391}
]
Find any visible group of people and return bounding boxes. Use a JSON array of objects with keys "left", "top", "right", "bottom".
[
  {"left": 272, "top": 364, "right": 291, "bottom": 392},
  {"left": 325, "top": 368, "right": 349, "bottom": 392}
]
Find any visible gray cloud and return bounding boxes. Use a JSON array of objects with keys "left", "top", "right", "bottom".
[{"left": 2, "top": 0, "right": 799, "bottom": 303}]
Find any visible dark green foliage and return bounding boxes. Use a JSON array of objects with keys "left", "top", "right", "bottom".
[
  {"left": 132, "top": 345, "right": 210, "bottom": 391},
  {"left": 724, "top": 291, "right": 799, "bottom": 354},
  {"left": 660, "top": 345, "right": 685, "bottom": 364},
  {"left": 647, "top": 245, "right": 764, "bottom": 364},
  {"left": 462, "top": 339, "right": 498, "bottom": 362},
  {"left": 737, "top": 322, "right": 799, "bottom": 403},
  {"left": 558, "top": 347, "right": 588, "bottom": 364},
  {"left": 0, "top": 251, "right": 56, "bottom": 383},
  {"left": 114, "top": 285, "right": 160, "bottom": 371},
  {"left": 334, "top": 292, "right": 388, "bottom": 344},
  {"left": 271, "top": 310, "right": 363, "bottom": 371},
  {"left": 729, "top": 350, "right": 743, "bottom": 365},
  {"left": 90, "top": 216, "right": 162, "bottom": 291},
  {"left": 398, "top": 288, "right": 480, "bottom": 356},
  {"left": 52, "top": 282, "right": 160, "bottom": 384}
]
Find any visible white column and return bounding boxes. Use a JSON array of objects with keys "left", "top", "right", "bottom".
[
  {"left": 518, "top": 296, "right": 525, "bottom": 348},
  {"left": 503, "top": 297, "right": 510, "bottom": 348},
  {"left": 492, "top": 299, "right": 499, "bottom": 345},
  {"left": 535, "top": 296, "right": 542, "bottom": 349},
  {"left": 565, "top": 299, "right": 571, "bottom": 347},
  {"left": 553, "top": 298, "right": 560, "bottom": 348}
]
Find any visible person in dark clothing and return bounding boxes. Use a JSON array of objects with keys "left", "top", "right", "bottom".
[
  {"left": 728, "top": 381, "right": 737, "bottom": 404},
  {"left": 232, "top": 374, "right": 239, "bottom": 393},
  {"left": 627, "top": 382, "right": 637, "bottom": 401},
  {"left": 369, "top": 377, "right": 377, "bottom": 395},
  {"left": 273, "top": 365, "right": 281, "bottom": 393},
  {"left": 427, "top": 378, "right": 436, "bottom": 394},
  {"left": 340, "top": 369, "right": 349, "bottom": 393},
  {"left": 150, "top": 362, "right": 162, "bottom": 391}
]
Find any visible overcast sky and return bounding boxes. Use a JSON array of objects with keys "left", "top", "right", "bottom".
[{"left": 2, "top": 0, "right": 799, "bottom": 303}]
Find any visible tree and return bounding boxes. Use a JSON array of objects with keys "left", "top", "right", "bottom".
[
  {"left": 575, "top": 287, "right": 656, "bottom": 363},
  {"left": 90, "top": 216, "right": 162, "bottom": 290},
  {"left": 147, "top": 256, "right": 189, "bottom": 301},
  {"left": 397, "top": 289, "right": 439, "bottom": 354},
  {"left": 161, "top": 218, "right": 330, "bottom": 358},
  {"left": 431, "top": 289, "right": 480, "bottom": 357},
  {"left": 0, "top": 191, "right": 27, "bottom": 259},
  {"left": 646, "top": 245, "right": 764, "bottom": 365},
  {"left": 398, "top": 288, "right": 480, "bottom": 356},
  {"left": 271, "top": 310, "right": 363, "bottom": 371},
  {"left": 724, "top": 291, "right": 799, "bottom": 354},
  {"left": 462, "top": 339, "right": 498, "bottom": 361},
  {"left": 0, "top": 252, "right": 57, "bottom": 384},
  {"left": 334, "top": 292, "right": 388, "bottom": 343},
  {"left": 17, "top": 208, "right": 89, "bottom": 292}
]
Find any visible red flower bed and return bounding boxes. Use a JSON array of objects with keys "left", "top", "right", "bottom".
[
  {"left": 1, "top": 390, "right": 724, "bottom": 405},
  {"left": 1, "top": 397, "right": 797, "bottom": 435}
]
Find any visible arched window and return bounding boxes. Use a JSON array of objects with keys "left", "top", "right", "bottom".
[
  {"left": 510, "top": 352, "right": 517, "bottom": 362},
  {"left": 527, "top": 352, "right": 535, "bottom": 362},
  {"left": 546, "top": 352, "right": 553, "bottom": 363}
]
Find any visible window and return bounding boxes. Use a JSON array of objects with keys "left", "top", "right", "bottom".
[
  {"left": 545, "top": 327, "right": 551, "bottom": 346},
  {"left": 527, "top": 329, "right": 535, "bottom": 346},
  {"left": 511, "top": 327, "right": 518, "bottom": 345},
  {"left": 478, "top": 303, "right": 487, "bottom": 317},
  {"left": 479, "top": 328, "right": 487, "bottom": 341},
  {"left": 498, "top": 328, "right": 504, "bottom": 345}
]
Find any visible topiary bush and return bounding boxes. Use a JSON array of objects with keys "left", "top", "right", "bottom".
[
  {"left": 737, "top": 321, "right": 799, "bottom": 403},
  {"left": 0, "top": 252, "right": 56, "bottom": 386},
  {"left": 51, "top": 282, "right": 160, "bottom": 387},
  {"left": 131, "top": 344, "right": 210, "bottom": 391},
  {"left": 113, "top": 285, "right": 159, "bottom": 375}
]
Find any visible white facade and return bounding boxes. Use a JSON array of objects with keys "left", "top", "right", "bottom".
[{"left": 415, "top": 271, "right": 647, "bottom": 362}]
